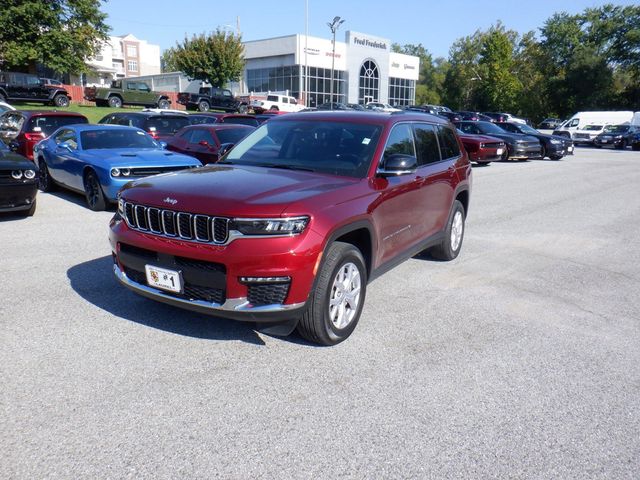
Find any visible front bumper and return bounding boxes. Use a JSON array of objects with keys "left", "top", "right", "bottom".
[
  {"left": 510, "top": 145, "right": 542, "bottom": 159},
  {"left": 109, "top": 215, "right": 322, "bottom": 322},
  {"left": 0, "top": 181, "right": 38, "bottom": 212},
  {"left": 594, "top": 138, "right": 624, "bottom": 148}
]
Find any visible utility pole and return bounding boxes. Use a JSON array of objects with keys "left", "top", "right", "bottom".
[{"left": 327, "top": 16, "right": 344, "bottom": 109}]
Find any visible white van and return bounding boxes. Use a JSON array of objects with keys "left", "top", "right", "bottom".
[{"left": 553, "top": 111, "right": 636, "bottom": 139}]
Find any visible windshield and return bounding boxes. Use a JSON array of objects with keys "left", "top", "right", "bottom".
[
  {"left": 517, "top": 124, "right": 539, "bottom": 135},
  {"left": 224, "top": 120, "right": 382, "bottom": 178},
  {"left": 603, "top": 125, "right": 629, "bottom": 133},
  {"left": 471, "top": 122, "right": 506, "bottom": 135},
  {"left": 144, "top": 116, "right": 189, "bottom": 135},
  {"left": 80, "top": 129, "right": 159, "bottom": 149},
  {"left": 223, "top": 117, "right": 259, "bottom": 127},
  {"left": 584, "top": 125, "right": 603, "bottom": 131},
  {"left": 27, "top": 116, "right": 88, "bottom": 136}
]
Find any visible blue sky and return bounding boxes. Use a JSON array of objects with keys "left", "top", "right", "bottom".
[{"left": 102, "top": 0, "right": 637, "bottom": 58}]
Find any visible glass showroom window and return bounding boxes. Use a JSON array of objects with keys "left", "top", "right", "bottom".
[
  {"left": 246, "top": 66, "right": 300, "bottom": 99},
  {"left": 359, "top": 60, "right": 379, "bottom": 105},
  {"left": 388, "top": 77, "right": 415, "bottom": 107},
  {"left": 302, "top": 66, "right": 345, "bottom": 107}
]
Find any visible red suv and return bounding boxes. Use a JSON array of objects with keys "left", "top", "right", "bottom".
[
  {"left": 109, "top": 111, "right": 472, "bottom": 345},
  {"left": 0, "top": 110, "right": 88, "bottom": 160}
]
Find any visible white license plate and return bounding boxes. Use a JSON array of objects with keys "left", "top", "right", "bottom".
[
  {"left": 145, "top": 265, "right": 182, "bottom": 293},
  {"left": 496, "top": 148, "right": 503, "bottom": 155},
  {"left": 601, "top": 139, "right": 609, "bottom": 143}
]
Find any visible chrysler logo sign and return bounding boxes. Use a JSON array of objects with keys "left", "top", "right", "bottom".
[{"left": 163, "top": 197, "right": 178, "bottom": 205}]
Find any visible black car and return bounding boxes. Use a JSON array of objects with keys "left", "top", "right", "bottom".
[
  {"left": 455, "top": 121, "right": 541, "bottom": 160},
  {"left": 98, "top": 111, "right": 190, "bottom": 142},
  {"left": 316, "top": 102, "right": 351, "bottom": 110},
  {"left": 631, "top": 131, "right": 640, "bottom": 151},
  {"left": 538, "top": 118, "right": 563, "bottom": 130},
  {"left": 0, "top": 141, "right": 38, "bottom": 216},
  {"left": 457, "top": 111, "right": 495, "bottom": 122},
  {"left": 593, "top": 124, "right": 639, "bottom": 149},
  {"left": 0, "top": 71, "right": 71, "bottom": 107},
  {"left": 437, "top": 111, "right": 463, "bottom": 123},
  {"left": 497, "top": 122, "right": 573, "bottom": 160}
]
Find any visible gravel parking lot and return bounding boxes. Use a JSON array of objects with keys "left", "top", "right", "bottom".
[{"left": 2, "top": 147, "right": 639, "bottom": 479}]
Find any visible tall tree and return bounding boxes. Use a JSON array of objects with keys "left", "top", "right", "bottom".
[
  {"left": 442, "top": 31, "right": 485, "bottom": 110},
  {"left": 168, "top": 30, "right": 245, "bottom": 87},
  {"left": 392, "top": 43, "right": 445, "bottom": 104},
  {"left": 0, "top": 0, "right": 109, "bottom": 74}
]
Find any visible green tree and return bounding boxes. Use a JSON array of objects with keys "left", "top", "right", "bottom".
[
  {"left": 168, "top": 30, "right": 245, "bottom": 87},
  {"left": 476, "top": 25, "right": 522, "bottom": 112},
  {"left": 0, "top": 0, "right": 109, "bottom": 74},
  {"left": 392, "top": 43, "right": 446, "bottom": 104},
  {"left": 442, "top": 31, "right": 485, "bottom": 110}
]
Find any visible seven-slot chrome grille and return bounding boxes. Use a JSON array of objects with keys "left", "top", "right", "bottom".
[{"left": 123, "top": 201, "right": 229, "bottom": 244}]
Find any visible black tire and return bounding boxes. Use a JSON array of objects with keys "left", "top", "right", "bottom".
[
  {"left": 20, "top": 199, "right": 37, "bottom": 217},
  {"left": 157, "top": 98, "right": 170, "bottom": 109},
  {"left": 297, "top": 242, "right": 367, "bottom": 346},
  {"left": 198, "top": 100, "right": 210, "bottom": 112},
  {"left": 108, "top": 96, "right": 122, "bottom": 108},
  {"left": 429, "top": 200, "right": 465, "bottom": 261},
  {"left": 540, "top": 145, "right": 547, "bottom": 160},
  {"left": 269, "top": 106, "right": 279, "bottom": 112},
  {"left": 501, "top": 147, "right": 510, "bottom": 161},
  {"left": 53, "top": 94, "right": 69, "bottom": 108},
  {"left": 0, "top": 92, "right": 6, "bottom": 102},
  {"left": 38, "top": 158, "right": 55, "bottom": 192},
  {"left": 549, "top": 154, "right": 563, "bottom": 160},
  {"left": 95, "top": 99, "right": 107, "bottom": 107},
  {"left": 83, "top": 170, "right": 107, "bottom": 211},
  {"left": 617, "top": 139, "right": 627, "bottom": 150},
  {"left": 237, "top": 104, "right": 248, "bottom": 114}
]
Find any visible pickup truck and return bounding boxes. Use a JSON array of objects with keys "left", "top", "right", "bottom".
[
  {"left": 177, "top": 87, "right": 248, "bottom": 113},
  {"left": 84, "top": 80, "right": 171, "bottom": 109},
  {"left": 250, "top": 94, "right": 305, "bottom": 114}
]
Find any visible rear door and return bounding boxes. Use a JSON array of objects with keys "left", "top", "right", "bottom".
[{"left": 182, "top": 127, "right": 217, "bottom": 164}]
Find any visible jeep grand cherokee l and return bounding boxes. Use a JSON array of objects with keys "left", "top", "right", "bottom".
[{"left": 110, "top": 111, "right": 472, "bottom": 345}]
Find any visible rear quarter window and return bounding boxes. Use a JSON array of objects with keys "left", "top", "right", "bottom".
[
  {"left": 144, "top": 116, "right": 190, "bottom": 134},
  {"left": 27, "top": 116, "right": 88, "bottom": 136}
]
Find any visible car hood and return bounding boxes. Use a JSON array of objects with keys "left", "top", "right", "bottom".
[
  {"left": 81, "top": 148, "right": 200, "bottom": 167},
  {"left": 480, "top": 132, "right": 538, "bottom": 144},
  {"left": 0, "top": 150, "right": 37, "bottom": 170},
  {"left": 120, "top": 164, "right": 362, "bottom": 217},
  {"left": 459, "top": 133, "right": 504, "bottom": 143}
]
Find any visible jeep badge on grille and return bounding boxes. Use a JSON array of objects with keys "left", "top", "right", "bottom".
[{"left": 163, "top": 197, "right": 178, "bottom": 205}]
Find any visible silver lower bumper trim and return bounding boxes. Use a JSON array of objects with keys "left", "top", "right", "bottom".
[{"left": 113, "top": 264, "right": 306, "bottom": 313}]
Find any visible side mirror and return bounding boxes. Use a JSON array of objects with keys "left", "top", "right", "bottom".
[
  {"left": 218, "top": 142, "right": 235, "bottom": 157},
  {"left": 57, "top": 141, "right": 74, "bottom": 152},
  {"left": 158, "top": 141, "right": 167, "bottom": 149},
  {"left": 377, "top": 154, "right": 418, "bottom": 177}
]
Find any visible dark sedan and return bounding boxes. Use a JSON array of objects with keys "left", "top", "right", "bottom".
[
  {"left": 166, "top": 124, "right": 256, "bottom": 164},
  {"left": 538, "top": 118, "right": 563, "bottom": 130},
  {"left": 0, "top": 141, "right": 38, "bottom": 216},
  {"left": 593, "top": 124, "right": 639, "bottom": 149},
  {"left": 455, "top": 121, "right": 541, "bottom": 160},
  {"left": 497, "top": 122, "right": 574, "bottom": 160}
]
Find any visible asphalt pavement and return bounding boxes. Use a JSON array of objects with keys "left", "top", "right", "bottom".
[{"left": 1, "top": 147, "right": 639, "bottom": 479}]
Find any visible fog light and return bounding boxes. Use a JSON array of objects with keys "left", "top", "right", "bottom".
[
  {"left": 239, "top": 276, "right": 290, "bottom": 284},
  {"left": 24, "top": 169, "right": 36, "bottom": 179},
  {"left": 111, "top": 168, "right": 121, "bottom": 177},
  {"left": 11, "top": 170, "right": 23, "bottom": 179}
]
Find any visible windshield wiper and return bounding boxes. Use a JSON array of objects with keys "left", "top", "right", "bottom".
[{"left": 259, "top": 164, "right": 316, "bottom": 172}]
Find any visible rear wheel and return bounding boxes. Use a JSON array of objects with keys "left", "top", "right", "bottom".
[
  {"left": 83, "top": 170, "right": 107, "bottom": 211},
  {"left": 297, "top": 242, "right": 367, "bottom": 346},
  {"left": 237, "top": 104, "right": 248, "bottom": 114},
  {"left": 198, "top": 100, "right": 210, "bottom": 112},
  {"left": 53, "top": 94, "right": 69, "bottom": 108},
  {"left": 108, "top": 96, "right": 122, "bottom": 108},
  {"left": 0, "top": 92, "right": 6, "bottom": 102},
  {"left": 157, "top": 98, "right": 170, "bottom": 109},
  {"left": 430, "top": 200, "right": 465, "bottom": 261},
  {"left": 95, "top": 99, "right": 107, "bottom": 107}
]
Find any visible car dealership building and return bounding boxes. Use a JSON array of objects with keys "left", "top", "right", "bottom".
[{"left": 243, "top": 31, "right": 419, "bottom": 107}]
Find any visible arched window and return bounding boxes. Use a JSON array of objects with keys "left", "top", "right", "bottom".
[{"left": 359, "top": 60, "right": 379, "bottom": 105}]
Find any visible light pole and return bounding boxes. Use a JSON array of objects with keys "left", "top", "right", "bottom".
[{"left": 327, "top": 16, "right": 344, "bottom": 109}]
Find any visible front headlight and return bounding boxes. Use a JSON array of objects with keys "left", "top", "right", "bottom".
[
  {"left": 111, "top": 168, "right": 121, "bottom": 177},
  {"left": 550, "top": 139, "right": 562, "bottom": 145},
  {"left": 24, "top": 169, "right": 36, "bottom": 179},
  {"left": 232, "top": 216, "right": 309, "bottom": 236},
  {"left": 117, "top": 196, "right": 124, "bottom": 215}
]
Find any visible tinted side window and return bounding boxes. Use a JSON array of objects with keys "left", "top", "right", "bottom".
[
  {"left": 188, "top": 129, "right": 216, "bottom": 145},
  {"left": 458, "top": 123, "right": 479, "bottom": 135},
  {"left": 383, "top": 124, "right": 415, "bottom": 159},
  {"left": 413, "top": 124, "right": 441, "bottom": 165},
  {"left": 437, "top": 126, "right": 461, "bottom": 160}
]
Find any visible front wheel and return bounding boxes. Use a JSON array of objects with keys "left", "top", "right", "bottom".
[
  {"left": 20, "top": 199, "right": 37, "bottom": 217},
  {"left": 237, "top": 104, "right": 248, "bottom": 114},
  {"left": 297, "top": 242, "right": 367, "bottom": 346},
  {"left": 83, "top": 170, "right": 107, "bottom": 211},
  {"left": 108, "top": 96, "right": 122, "bottom": 108},
  {"left": 38, "top": 158, "right": 55, "bottom": 192},
  {"left": 429, "top": 200, "right": 465, "bottom": 261},
  {"left": 549, "top": 154, "right": 563, "bottom": 160},
  {"left": 53, "top": 94, "right": 69, "bottom": 107}
]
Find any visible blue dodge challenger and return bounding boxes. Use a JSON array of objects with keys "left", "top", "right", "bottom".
[{"left": 33, "top": 124, "right": 201, "bottom": 210}]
